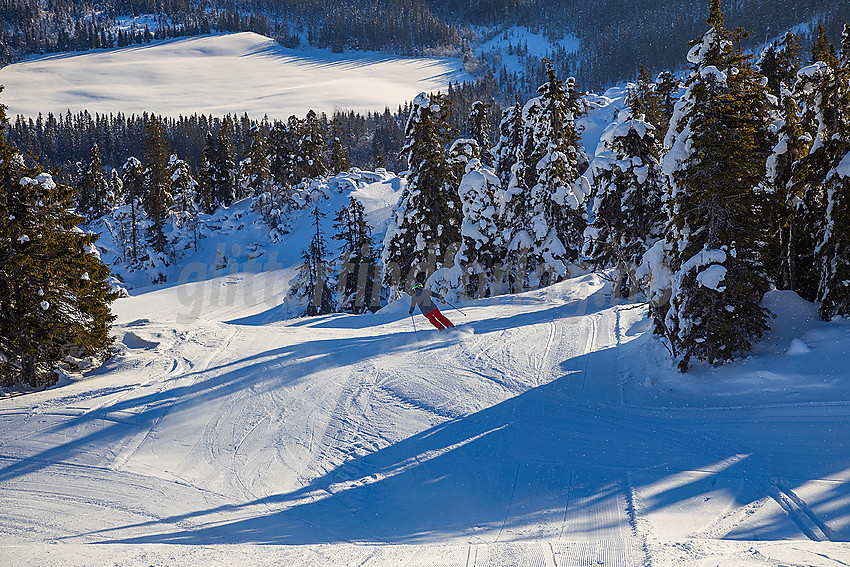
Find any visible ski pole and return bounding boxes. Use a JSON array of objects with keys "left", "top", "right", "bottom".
[
  {"left": 410, "top": 313, "right": 418, "bottom": 332},
  {"left": 444, "top": 301, "right": 467, "bottom": 316}
]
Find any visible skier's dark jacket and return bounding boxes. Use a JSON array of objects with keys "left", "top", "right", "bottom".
[{"left": 409, "top": 288, "right": 443, "bottom": 315}]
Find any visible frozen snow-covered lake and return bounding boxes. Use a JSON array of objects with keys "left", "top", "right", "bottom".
[{"left": 0, "top": 32, "right": 471, "bottom": 119}]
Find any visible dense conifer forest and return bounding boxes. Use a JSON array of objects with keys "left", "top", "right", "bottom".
[
  {"left": 3, "top": 0, "right": 849, "bottom": 90},
  {"left": 2, "top": 0, "right": 850, "bottom": 385}
]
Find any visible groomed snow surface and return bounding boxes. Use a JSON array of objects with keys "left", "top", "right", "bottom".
[
  {"left": 0, "top": 72, "right": 849, "bottom": 566},
  {"left": 0, "top": 32, "right": 472, "bottom": 119},
  {"left": 1, "top": 266, "right": 849, "bottom": 565}
]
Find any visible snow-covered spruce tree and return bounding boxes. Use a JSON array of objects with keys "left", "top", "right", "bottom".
[
  {"left": 168, "top": 154, "right": 200, "bottom": 250},
  {"left": 809, "top": 25, "right": 850, "bottom": 320},
  {"left": 765, "top": 81, "right": 811, "bottom": 292},
  {"left": 585, "top": 102, "right": 666, "bottom": 297},
  {"left": 328, "top": 119, "right": 350, "bottom": 175},
  {"left": 382, "top": 92, "right": 460, "bottom": 291},
  {"left": 468, "top": 100, "right": 492, "bottom": 166},
  {"left": 453, "top": 158, "right": 504, "bottom": 299},
  {"left": 286, "top": 206, "right": 336, "bottom": 316},
  {"left": 630, "top": 65, "right": 675, "bottom": 136},
  {"left": 0, "top": 91, "right": 117, "bottom": 387},
  {"left": 297, "top": 110, "right": 329, "bottom": 182},
  {"left": 788, "top": 30, "right": 846, "bottom": 306},
  {"left": 660, "top": 0, "right": 775, "bottom": 371},
  {"left": 237, "top": 124, "right": 271, "bottom": 200},
  {"left": 75, "top": 143, "right": 109, "bottom": 220},
  {"left": 200, "top": 120, "right": 237, "bottom": 212},
  {"left": 107, "top": 168, "right": 123, "bottom": 211},
  {"left": 169, "top": 155, "right": 197, "bottom": 213},
  {"left": 493, "top": 95, "right": 524, "bottom": 190},
  {"left": 491, "top": 96, "right": 530, "bottom": 293},
  {"left": 143, "top": 115, "right": 173, "bottom": 255},
  {"left": 333, "top": 196, "right": 381, "bottom": 313},
  {"left": 268, "top": 118, "right": 298, "bottom": 191},
  {"left": 520, "top": 61, "right": 588, "bottom": 288},
  {"left": 120, "top": 156, "right": 146, "bottom": 261},
  {"left": 757, "top": 32, "right": 801, "bottom": 98}
]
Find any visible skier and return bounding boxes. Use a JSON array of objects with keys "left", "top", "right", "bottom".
[{"left": 408, "top": 282, "right": 455, "bottom": 331}]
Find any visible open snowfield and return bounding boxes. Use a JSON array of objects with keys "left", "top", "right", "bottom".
[{"left": 0, "top": 32, "right": 472, "bottom": 119}]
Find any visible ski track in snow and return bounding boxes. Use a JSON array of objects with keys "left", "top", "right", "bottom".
[{"left": 1, "top": 274, "right": 850, "bottom": 566}]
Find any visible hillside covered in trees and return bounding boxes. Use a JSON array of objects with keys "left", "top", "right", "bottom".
[
  {"left": 3, "top": 0, "right": 849, "bottom": 91},
  {"left": 3, "top": 0, "right": 849, "bottom": 384}
]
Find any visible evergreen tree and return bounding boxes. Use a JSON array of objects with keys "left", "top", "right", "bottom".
[
  {"left": 766, "top": 83, "right": 812, "bottom": 293},
  {"left": 811, "top": 23, "right": 839, "bottom": 66},
  {"left": 168, "top": 154, "right": 201, "bottom": 251},
  {"left": 328, "top": 120, "right": 350, "bottom": 174},
  {"left": 121, "top": 156, "right": 146, "bottom": 261},
  {"left": 169, "top": 155, "right": 198, "bottom": 214},
  {"left": 659, "top": 0, "right": 775, "bottom": 371},
  {"left": 585, "top": 105, "right": 666, "bottom": 297},
  {"left": 790, "top": 25, "right": 850, "bottom": 309},
  {"left": 453, "top": 159, "right": 504, "bottom": 299},
  {"left": 0, "top": 89, "right": 117, "bottom": 388},
  {"left": 199, "top": 123, "right": 237, "bottom": 212},
  {"left": 298, "top": 110, "right": 328, "bottom": 181},
  {"left": 143, "top": 116, "right": 173, "bottom": 254},
  {"left": 520, "top": 61, "right": 588, "bottom": 287},
  {"left": 238, "top": 124, "right": 271, "bottom": 199},
  {"left": 75, "top": 143, "right": 109, "bottom": 219},
  {"left": 492, "top": 96, "right": 524, "bottom": 190},
  {"left": 382, "top": 92, "right": 460, "bottom": 290},
  {"left": 630, "top": 65, "right": 671, "bottom": 135},
  {"left": 286, "top": 206, "right": 335, "bottom": 316},
  {"left": 758, "top": 32, "right": 801, "bottom": 97},
  {"left": 468, "top": 100, "right": 492, "bottom": 166},
  {"left": 333, "top": 197, "right": 380, "bottom": 313},
  {"left": 654, "top": 71, "right": 681, "bottom": 137},
  {"left": 799, "top": 23, "right": 850, "bottom": 320},
  {"left": 107, "top": 168, "right": 123, "bottom": 211},
  {"left": 492, "top": 96, "right": 529, "bottom": 293},
  {"left": 268, "top": 119, "right": 298, "bottom": 190},
  {"left": 206, "top": 120, "right": 237, "bottom": 209}
]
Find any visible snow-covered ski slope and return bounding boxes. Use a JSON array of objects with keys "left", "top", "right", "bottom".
[
  {"left": 1, "top": 85, "right": 849, "bottom": 567},
  {"left": 1, "top": 268, "right": 850, "bottom": 566},
  {"left": 0, "top": 32, "right": 472, "bottom": 119}
]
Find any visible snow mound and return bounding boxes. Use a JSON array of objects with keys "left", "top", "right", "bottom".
[
  {"left": 122, "top": 331, "right": 160, "bottom": 350},
  {"left": 786, "top": 337, "right": 812, "bottom": 355}
]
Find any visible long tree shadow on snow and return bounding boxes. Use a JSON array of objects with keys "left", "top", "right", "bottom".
[
  {"left": 88, "top": 340, "right": 850, "bottom": 545},
  {"left": 0, "top": 327, "right": 430, "bottom": 485}
]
